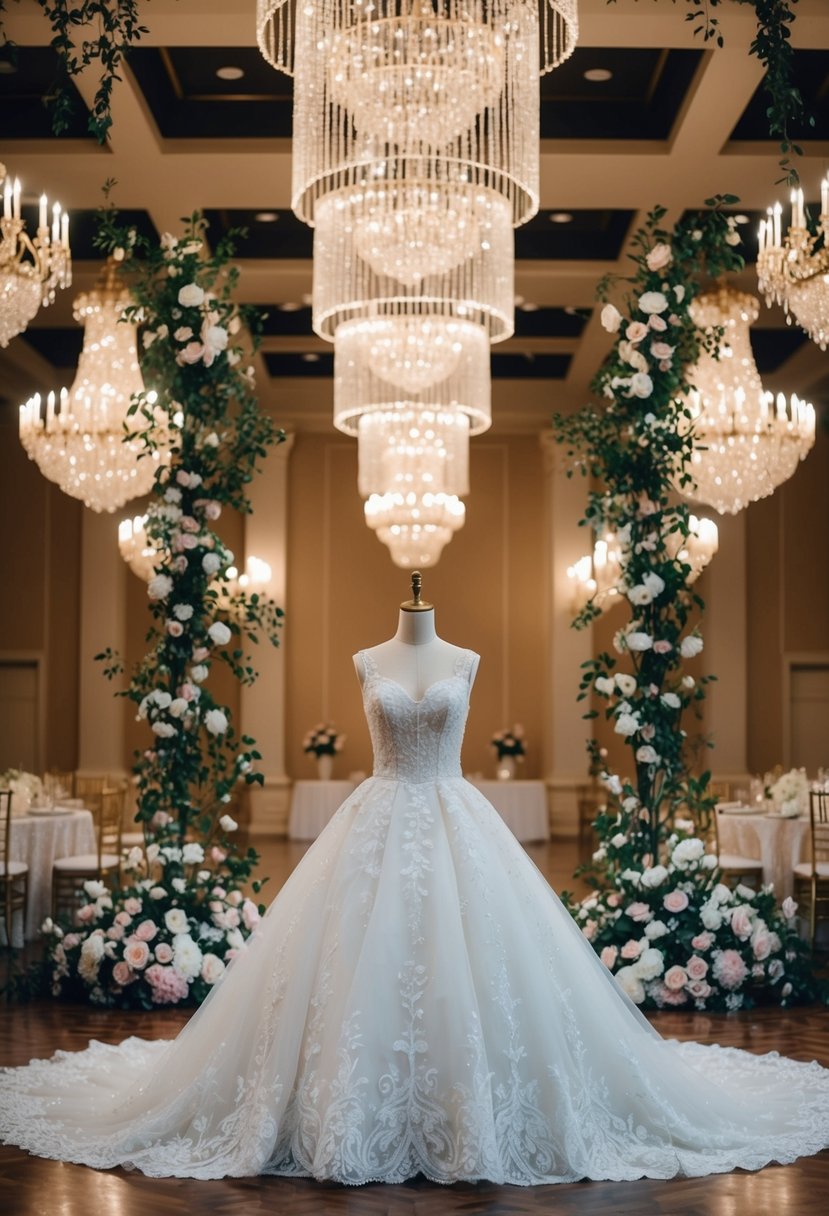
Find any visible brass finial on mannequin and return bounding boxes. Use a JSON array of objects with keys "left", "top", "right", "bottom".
[{"left": 400, "top": 570, "right": 434, "bottom": 612}]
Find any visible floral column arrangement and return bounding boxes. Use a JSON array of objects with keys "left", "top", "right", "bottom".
[
  {"left": 554, "top": 201, "right": 817, "bottom": 1012},
  {"left": 41, "top": 214, "right": 284, "bottom": 1009}
]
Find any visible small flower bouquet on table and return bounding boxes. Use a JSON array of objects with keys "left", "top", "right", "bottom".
[
  {"left": 303, "top": 724, "right": 345, "bottom": 780},
  {"left": 0, "top": 770, "right": 44, "bottom": 815},
  {"left": 768, "top": 767, "right": 810, "bottom": 819},
  {"left": 490, "top": 725, "right": 525, "bottom": 779}
]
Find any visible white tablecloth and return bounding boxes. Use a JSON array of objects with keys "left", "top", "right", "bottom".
[
  {"left": 469, "top": 779, "right": 550, "bottom": 842},
  {"left": 717, "top": 808, "right": 809, "bottom": 901},
  {"left": 6, "top": 807, "right": 96, "bottom": 945},
  {"left": 288, "top": 780, "right": 357, "bottom": 840}
]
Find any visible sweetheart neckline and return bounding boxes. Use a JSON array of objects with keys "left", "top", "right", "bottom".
[{"left": 369, "top": 672, "right": 465, "bottom": 707}]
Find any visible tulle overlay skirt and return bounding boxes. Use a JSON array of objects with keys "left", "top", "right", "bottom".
[{"left": 2, "top": 776, "right": 829, "bottom": 1184}]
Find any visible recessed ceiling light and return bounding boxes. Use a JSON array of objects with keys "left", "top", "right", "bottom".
[
  {"left": 549, "top": 212, "right": 573, "bottom": 224},
  {"left": 254, "top": 211, "right": 279, "bottom": 223},
  {"left": 734, "top": 214, "right": 749, "bottom": 224},
  {"left": 216, "top": 65, "right": 244, "bottom": 81},
  {"left": 302, "top": 352, "right": 320, "bottom": 362},
  {"left": 278, "top": 301, "right": 302, "bottom": 312},
  {"left": 519, "top": 301, "right": 539, "bottom": 312},
  {"left": 584, "top": 68, "right": 613, "bottom": 83},
  {"left": 564, "top": 306, "right": 579, "bottom": 316}
]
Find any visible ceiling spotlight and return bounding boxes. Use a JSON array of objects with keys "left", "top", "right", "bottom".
[
  {"left": 549, "top": 212, "right": 574, "bottom": 224},
  {"left": 519, "top": 301, "right": 539, "bottom": 312},
  {"left": 278, "top": 301, "right": 302, "bottom": 312},
  {"left": 254, "top": 210, "right": 279, "bottom": 223},
  {"left": 583, "top": 68, "right": 613, "bottom": 83},
  {"left": 302, "top": 352, "right": 320, "bottom": 362},
  {"left": 216, "top": 65, "right": 245, "bottom": 81}
]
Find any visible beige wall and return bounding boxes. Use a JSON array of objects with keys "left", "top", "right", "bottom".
[{"left": 285, "top": 432, "right": 547, "bottom": 782}]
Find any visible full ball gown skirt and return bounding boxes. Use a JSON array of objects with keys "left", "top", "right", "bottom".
[{"left": 2, "top": 647, "right": 829, "bottom": 1184}]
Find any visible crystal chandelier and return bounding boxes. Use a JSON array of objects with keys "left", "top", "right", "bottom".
[
  {"left": 0, "top": 169, "right": 72, "bottom": 347},
  {"left": 567, "top": 516, "right": 719, "bottom": 614},
  {"left": 118, "top": 514, "right": 161, "bottom": 580},
  {"left": 757, "top": 176, "right": 829, "bottom": 350},
  {"left": 683, "top": 286, "right": 815, "bottom": 516},
  {"left": 18, "top": 260, "right": 164, "bottom": 513}
]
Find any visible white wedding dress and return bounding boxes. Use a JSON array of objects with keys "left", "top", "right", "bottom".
[{"left": 2, "top": 646, "right": 829, "bottom": 1185}]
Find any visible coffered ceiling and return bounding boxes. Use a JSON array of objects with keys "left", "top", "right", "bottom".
[{"left": 1, "top": 0, "right": 827, "bottom": 434}]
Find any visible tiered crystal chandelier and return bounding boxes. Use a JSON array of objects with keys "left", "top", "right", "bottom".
[
  {"left": 0, "top": 168, "right": 72, "bottom": 347},
  {"left": 757, "top": 176, "right": 829, "bottom": 350},
  {"left": 683, "top": 286, "right": 815, "bottom": 516},
  {"left": 567, "top": 516, "right": 719, "bottom": 614},
  {"left": 118, "top": 514, "right": 160, "bottom": 580},
  {"left": 18, "top": 260, "right": 164, "bottom": 513}
]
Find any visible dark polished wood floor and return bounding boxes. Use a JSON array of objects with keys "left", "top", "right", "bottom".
[{"left": 2, "top": 838, "right": 828, "bottom": 1215}]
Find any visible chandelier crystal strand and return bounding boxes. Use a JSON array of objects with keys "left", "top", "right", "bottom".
[
  {"left": 18, "top": 260, "right": 165, "bottom": 513},
  {"left": 0, "top": 170, "right": 72, "bottom": 347},
  {"left": 757, "top": 176, "right": 829, "bottom": 350},
  {"left": 683, "top": 286, "right": 815, "bottom": 516}
]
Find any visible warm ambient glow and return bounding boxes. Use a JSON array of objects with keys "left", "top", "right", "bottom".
[
  {"left": 18, "top": 260, "right": 164, "bottom": 513},
  {"left": 757, "top": 173, "right": 829, "bottom": 350},
  {"left": 0, "top": 169, "right": 72, "bottom": 347},
  {"left": 118, "top": 514, "right": 160, "bottom": 580},
  {"left": 683, "top": 286, "right": 815, "bottom": 515}
]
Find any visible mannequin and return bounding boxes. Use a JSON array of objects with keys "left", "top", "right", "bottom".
[{"left": 354, "top": 571, "right": 480, "bottom": 700}]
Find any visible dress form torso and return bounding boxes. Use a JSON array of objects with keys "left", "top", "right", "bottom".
[{"left": 354, "top": 608, "right": 480, "bottom": 701}]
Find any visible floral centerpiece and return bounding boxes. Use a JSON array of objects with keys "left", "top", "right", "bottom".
[
  {"left": 0, "top": 770, "right": 44, "bottom": 816},
  {"left": 554, "top": 200, "right": 819, "bottom": 1010},
  {"left": 490, "top": 726, "right": 526, "bottom": 761},
  {"left": 769, "top": 767, "right": 810, "bottom": 818},
  {"left": 304, "top": 723, "right": 344, "bottom": 780}
]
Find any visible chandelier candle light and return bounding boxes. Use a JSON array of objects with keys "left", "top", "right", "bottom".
[
  {"left": 18, "top": 259, "right": 164, "bottom": 513},
  {"left": 683, "top": 286, "right": 815, "bottom": 516},
  {"left": 757, "top": 175, "right": 829, "bottom": 350},
  {"left": 0, "top": 165, "right": 72, "bottom": 347},
  {"left": 118, "top": 513, "right": 161, "bottom": 580}
]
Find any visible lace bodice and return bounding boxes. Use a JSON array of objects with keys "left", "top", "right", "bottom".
[{"left": 357, "top": 648, "right": 477, "bottom": 783}]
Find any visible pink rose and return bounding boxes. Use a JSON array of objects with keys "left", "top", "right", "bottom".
[
  {"left": 181, "top": 533, "right": 198, "bottom": 550},
  {"left": 652, "top": 640, "right": 672, "bottom": 654},
  {"left": 152, "top": 810, "right": 172, "bottom": 829},
  {"left": 225, "top": 890, "right": 243, "bottom": 907},
  {"left": 114, "top": 910, "right": 132, "bottom": 927},
  {"left": 112, "top": 961, "right": 136, "bottom": 986},
  {"left": 581, "top": 921, "right": 597, "bottom": 941},
  {"left": 686, "top": 954, "right": 709, "bottom": 980},
  {"left": 751, "top": 927, "right": 773, "bottom": 961},
  {"left": 645, "top": 242, "right": 672, "bottom": 272},
  {"left": 648, "top": 313, "right": 667, "bottom": 331},
  {"left": 663, "top": 890, "right": 689, "bottom": 914},
  {"left": 180, "top": 515, "right": 199, "bottom": 533},
  {"left": 124, "top": 898, "right": 142, "bottom": 916},
  {"left": 211, "top": 886, "right": 227, "bottom": 898},
  {"left": 172, "top": 555, "right": 189, "bottom": 573},
  {"left": 664, "top": 965, "right": 688, "bottom": 991},
  {"left": 712, "top": 948, "right": 748, "bottom": 991},
  {"left": 625, "top": 902, "right": 652, "bottom": 923},
  {"left": 660, "top": 985, "right": 688, "bottom": 1006},
  {"left": 650, "top": 341, "right": 674, "bottom": 361},
  {"left": 192, "top": 647, "right": 210, "bottom": 662},
  {"left": 781, "top": 897, "right": 798, "bottom": 920},
  {"left": 659, "top": 359, "right": 671, "bottom": 372},
  {"left": 224, "top": 948, "right": 238, "bottom": 962},
  {"left": 178, "top": 682, "right": 198, "bottom": 702},
  {"left": 600, "top": 945, "right": 618, "bottom": 969},
  {"left": 154, "top": 942, "right": 174, "bottom": 964},
  {"left": 625, "top": 321, "right": 649, "bottom": 344},
  {"left": 687, "top": 979, "right": 712, "bottom": 1001},
  {"left": 166, "top": 620, "right": 184, "bottom": 637},
  {"left": 691, "top": 931, "right": 713, "bottom": 951},
  {"left": 730, "top": 906, "right": 753, "bottom": 941},
  {"left": 145, "top": 963, "right": 189, "bottom": 1005},
  {"left": 106, "top": 924, "right": 125, "bottom": 941},
  {"left": 134, "top": 919, "right": 158, "bottom": 942},
  {"left": 606, "top": 892, "right": 621, "bottom": 908},
  {"left": 204, "top": 501, "right": 222, "bottom": 521},
  {"left": 621, "top": 939, "right": 643, "bottom": 960},
  {"left": 211, "top": 847, "right": 227, "bottom": 863},
  {"left": 177, "top": 341, "right": 205, "bottom": 365},
  {"left": 124, "top": 939, "right": 151, "bottom": 970},
  {"left": 241, "top": 899, "right": 260, "bottom": 931},
  {"left": 63, "top": 933, "right": 80, "bottom": 949},
  {"left": 76, "top": 904, "right": 96, "bottom": 923},
  {"left": 176, "top": 469, "right": 191, "bottom": 487},
  {"left": 640, "top": 723, "right": 656, "bottom": 741},
  {"left": 669, "top": 313, "right": 681, "bottom": 326},
  {"left": 214, "top": 907, "right": 240, "bottom": 930}
]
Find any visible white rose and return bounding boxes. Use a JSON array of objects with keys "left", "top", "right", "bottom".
[
  {"left": 208, "top": 621, "right": 232, "bottom": 646},
  {"left": 700, "top": 903, "right": 722, "bottom": 931},
  {"left": 600, "top": 303, "right": 622, "bottom": 333},
  {"left": 202, "top": 323, "right": 228, "bottom": 355},
  {"left": 202, "top": 553, "right": 222, "bottom": 575},
  {"left": 201, "top": 953, "right": 226, "bottom": 985},
  {"left": 680, "top": 633, "right": 704, "bottom": 658},
  {"left": 644, "top": 920, "right": 668, "bottom": 940},
  {"left": 172, "top": 933, "right": 203, "bottom": 981},
  {"left": 614, "top": 966, "right": 645, "bottom": 1004},
  {"left": 172, "top": 877, "right": 187, "bottom": 894},
  {"left": 610, "top": 833, "right": 627, "bottom": 848},
  {"left": 673, "top": 284, "right": 686, "bottom": 303},
  {"left": 633, "top": 947, "right": 665, "bottom": 981},
  {"left": 640, "top": 865, "right": 668, "bottom": 889},
  {"left": 614, "top": 712, "right": 639, "bottom": 738},
  {"left": 205, "top": 708, "right": 229, "bottom": 736},
  {"left": 636, "top": 745, "right": 659, "bottom": 765},
  {"left": 595, "top": 676, "right": 615, "bottom": 696},
  {"left": 164, "top": 908, "right": 189, "bottom": 934},
  {"left": 615, "top": 674, "right": 637, "bottom": 697},
  {"left": 173, "top": 603, "right": 194, "bottom": 621},
  {"left": 661, "top": 692, "right": 681, "bottom": 709},
  {"left": 701, "top": 854, "right": 718, "bottom": 870},
  {"left": 83, "top": 880, "right": 108, "bottom": 899},
  {"left": 645, "top": 243, "right": 672, "bottom": 272},
  {"left": 638, "top": 291, "right": 669, "bottom": 315},
  {"left": 168, "top": 697, "right": 189, "bottom": 718},
  {"left": 642, "top": 572, "right": 665, "bottom": 596},
  {"left": 219, "top": 814, "right": 238, "bottom": 832},
  {"left": 628, "top": 585, "right": 654, "bottom": 607},
  {"left": 148, "top": 574, "right": 173, "bottom": 601},
  {"left": 182, "top": 842, "right": 205, "bottom": 864},
  {"left": 152, "top": 721, "right": 177, "bottom": 738},
  {"left": 671, "top": 837, "right": 704, "bottom": 867},
  {"left": 154, "top": 691, "right": 172, "bottom": 710},
  {"left": 681, "top": 676, "right": 695, "bottom": 690},
  {"left": 190, "top": 664, "right": 209, "bottom": 683},
  {"left": 178, "top": 283, "right": 205, "bottom": 308},
  {"left": 149, "top": 885, "right": 167, "bottom": 899},
  {"left": 629, "top": 372, "right": 654, "bottom": 399},
  {"left": 626, "top": 632, "right": 653, "bottom": 652}
]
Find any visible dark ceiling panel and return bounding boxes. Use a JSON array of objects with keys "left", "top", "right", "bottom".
[
  {"left": 128, "top": 47, "right": 292, "bottom": 139},
  {"left": 540, "top": 48, "right": 703, "bottom": 140},
  {"left": 0, "top": 46, "right": 92, "bottom": 139},
  {"left": 19, "top": 327, "right": 83, "bottom": 369},
  {"left": 491, "top": 353, "right": 570, "bottom": 379},
  {"left": 203, "top": 209, "right": 313, "bottom": 259},
  {"left": 750, "top": 328, "right": 808, "bottom": 375},
  {"left": 263, "top": 352, "right": 334, "bottom": 378},
  {"left": 731, "top": 50, "right": 829, "bottom": 141},
  {"left": 516, "top": 210, "right": 634, "bottom": 260}
]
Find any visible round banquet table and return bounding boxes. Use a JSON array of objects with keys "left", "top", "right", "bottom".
[
  {"left": 288, "top": 780, "right": 357, "bottom": 840},
  {"left": 4, "top": 807, "right": 96, "bottom": 946},
  {"left": 716, "top": 807, "right": 809, "bottom": 901},
  {"left": 468, "top": 779, "right": 550, "bottom": 843}
]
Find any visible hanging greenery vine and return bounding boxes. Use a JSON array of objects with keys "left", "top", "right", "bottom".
[{"left": 553, "top": 199, "right": 819, "bottom": 1011}]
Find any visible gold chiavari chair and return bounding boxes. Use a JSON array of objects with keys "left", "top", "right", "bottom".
[
  {"left": 793, "top": 790, "right": 829, "bottom": 948},
  {"left": 73, "top": 774, "right": 111, "bottom": 815},
  {"left": 52, "top": 786, "right": 124, "bottom": 921},
  {"left": 46, "top": 769, "right": 76, "bottom": 801},
  {"left": 0, "top": 788, "right": 29, "bottom": 948},
  {"left": 711, "top": 807, "right": 764, "bottom": 889}
]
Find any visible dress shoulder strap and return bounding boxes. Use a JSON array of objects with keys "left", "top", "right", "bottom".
[
  {"left": 356, "top": 648, "right": 377, "bottom": 679},
  {"left": 454, "top": 648, "right": 479, "bottom": 685}
]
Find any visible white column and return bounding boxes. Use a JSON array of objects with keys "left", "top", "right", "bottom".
[
  {"left": 241, "top": 434, "right": 295, "bottom": 834},
  {"left": 705, "top": 510, "right": 749, "bottom": 784},
  {"left": 77, "top": 509, "right": 127, "bottom": 778},
  {"left": 541, "top": 434, "right": 593, "bottom": 836}
]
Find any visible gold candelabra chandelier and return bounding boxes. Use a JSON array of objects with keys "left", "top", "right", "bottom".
[
  {"left": 757, "top": 175, "right": 829, "bottom": 351},
  {"left": 0, "top": 166, "right": 72, "bottom": 347}
]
